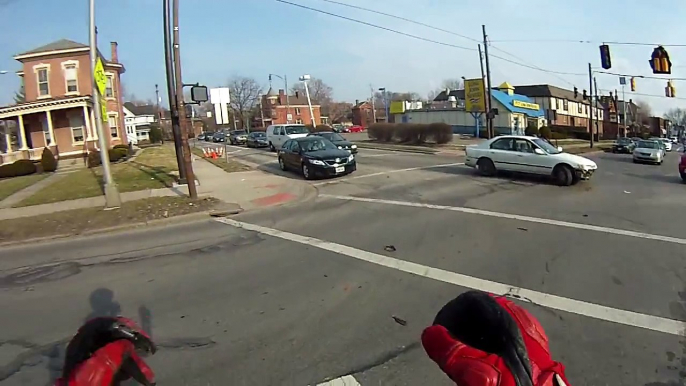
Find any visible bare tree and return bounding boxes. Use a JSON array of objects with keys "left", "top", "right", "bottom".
[
  {"left": 228, "top": 76, "right": 263, "bottom": 129},
  {"left": 664, "top": 107, "right": 686, "bottom": 126},
  {"left": 634, "top": 99, "right": 653, "bottom": 124},
  {"left": 441, "top": 78, "right": 464, "bottom": 90},
  {"left": 326, "top": 102, "right": 353, "bottom": 123},
  {"left": 291, "top": 77, "right": 333, "bottom": 105}
]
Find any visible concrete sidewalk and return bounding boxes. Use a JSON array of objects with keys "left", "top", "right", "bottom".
[{"left": 0, "top": 155, "right": 315, "bottom": 221}]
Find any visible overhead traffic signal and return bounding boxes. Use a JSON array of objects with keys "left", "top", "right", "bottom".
[
  {"left": 666, "top": 80, "right": 676, "bottom": 98},
  {"left": 630, "top": 77, "right": 636, "bottom": 92},
  {"left": 650, "top": 46, "right": 672, "bottom": 74},
  {"left": 582, "top": 89, "right": 588, "bottom": 100},
  {"left": 599, "top": 44, "right": 612, "bottom": 69},
  {"left": 573, "top": 87, "right": 578, "bottom": 98}
]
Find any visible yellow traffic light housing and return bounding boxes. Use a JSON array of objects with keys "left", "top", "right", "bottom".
[
  {"left": 668, "top": 80, "right": 676, "bottom": 98},
  {"left": 630, "top": 77, "right": 636, "bottom": 92},
  {"left": 650, "top": 46, "right": 672, "bottom": 74}
]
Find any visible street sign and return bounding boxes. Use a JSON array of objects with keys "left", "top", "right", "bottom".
[
  {"left": 93, "top": 58, "right": 107, "bottom": 96},
  {"left": 100, "top": 94, "right": 107, "bottom": 123},
  {"left": 619, "top": 77, "right": 626, "bottom": 85}
]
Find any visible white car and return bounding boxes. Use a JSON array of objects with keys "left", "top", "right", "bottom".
[
  {"left": 464, "top": 135, "right": 598, "bottom": 186},
  {"left": 265, "top": 124, "right": 310, "bottom": 151},
  {"left": 659, "top": 138, "right": 673, "bottom": 152},
  {"left": 633, "top": 140, "right": 665, "bottom": 164}
]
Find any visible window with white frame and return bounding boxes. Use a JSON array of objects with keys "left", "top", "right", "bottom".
[
  {"left": 37, "top": 68, "right": 49, "bottom": 97},
  {"left": 295, "top": 107, "right": 301, "bottom": 115},
  {"left": 105, "top": 75, "right": 114, "bottom": 98},
  {"left": 69, "top": 115, "right": 85, "bottom": 143},
  {"left": 562, "top": 99, "right": 568, "bottom": 111},
  {"left": 63, "top": 63, "right": 78, "bottom": 93},
  {"left": 108, "top": 114, "right": 119, "bottom": 137},
  {"left": 578, "top": 103, "right": 583, "bottom": 113},
  {"left": 295, "top": 119, "right": 303, "bottom": 124}
]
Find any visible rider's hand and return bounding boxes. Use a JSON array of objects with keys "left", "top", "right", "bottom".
[
  {"left": 422, "top": 291, "right": 570, "bottom": 386},
  {"left": 55, "top": 317, "right": 157, "bottom": 386}
]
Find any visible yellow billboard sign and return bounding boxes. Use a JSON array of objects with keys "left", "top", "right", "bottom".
[
  {"left": 389, "top": 101, "right": 405, "bottom": 114},
  {"left": 513, "top": 100, "right": 540, "bottom": 110},
  {"left": 464, "top": 78, "right": 486, "bottom": 112}
]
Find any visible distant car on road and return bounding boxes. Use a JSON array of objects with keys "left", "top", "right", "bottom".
[
  {"left": 246, "top": 131, "right": 269, "bottom": 148},
  {"left": 658, "top": 138, "right": 673, "bottom": 152},
  {"left": 266, "top": 124, "right": 310, "bottom": 151},
  {"left": 680, "top": 153, "right": 686, "bottom": 182},
  {"left": 348, "top": 125, "right": 365, "bottom": 133},
  {"left": 197, "top": 132, "right": 209, "bottom": 141},
  {"left": 307, "top": 131, "right": 358, "bottom": 154},
  {"left": 278, "top": 136, "right": 356, "bottom": 180},
  {"left": 228, "top": 130, "right": 248, "bottom": 145},
  {"left": 212, "top": 132, "right": 226, "bottom": 143},
  {"left": 464, "top": 135, "right": 598, "bottom": 186},
  {"left": 633, "top": 140, "right": 665, "bottom": 164},
  {"left": 611, "top": 137, "right": 635, "bottom": 154}
]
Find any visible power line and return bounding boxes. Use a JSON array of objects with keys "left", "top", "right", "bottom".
[
  {"left": 490, "top": 39, "right": 686, "bottom": 47},
  {"left": 598, "top": 88, "right": 686, "bottom": 101},
  {"left": 594, "top": 70, "right": 686, "bottom": 81},
  {"left": 278, "top": 0, "right": 586, "bottom": 78},
  {"left": 310, "top": 0, "right": 584, "bottom": 81}
]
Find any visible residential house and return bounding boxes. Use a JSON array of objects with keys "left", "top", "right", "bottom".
[
  {"left": 124, "top": 102, "right": 157, "bottom": 144},
  {"left": 0, "top": 39, "right": 126, "bottom": 164},
  {"left": 351, "top": 100, "right": 375, "bottom": 127},
  {"left": 260, "top": 88, "right": 321, "bottom": 126},
  {"left": 513, "top": 85, "right": 605, "bottom": 138}
]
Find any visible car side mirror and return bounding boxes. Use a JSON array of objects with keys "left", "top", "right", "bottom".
[{"left": 534, "top": 148, "right": 546, "bottom": 155}]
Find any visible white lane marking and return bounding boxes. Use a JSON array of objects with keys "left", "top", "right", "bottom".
[
  {"left": 313, "top": 162, "right": 464, "bottom": 186},
  {"left": 215, "top": 218, "right": 685, "bottom": 337},
  {"left": 319, "top": 195, "right": 686, "bottom": 246},
  {"left": 316, "top": 375, "right": 361, "bottom": 386}
]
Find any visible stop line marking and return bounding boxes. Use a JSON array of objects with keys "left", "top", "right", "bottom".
[
  {"left": 216, "top": 217, "right": 685, "bottom": 337},
  {"left": 316, "top": 375, "right": 361, "bottom": 385}
]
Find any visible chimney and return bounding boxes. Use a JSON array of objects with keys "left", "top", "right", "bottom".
[
  {"left": 110, "top": 42, "right": 119, "bottom": 63},
  {"left": 295, "top": 91, "right": 299, "bottom": 99},
  {"left": 278, "top": 89, "right": 285, "bottom": 96},
  {"left": 355, "top": 99, "right": 359, "bottom": 106}
]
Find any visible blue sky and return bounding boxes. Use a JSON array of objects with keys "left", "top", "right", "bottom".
[{"left": 1, "top": 0, "right": 684, "bottom": 115}]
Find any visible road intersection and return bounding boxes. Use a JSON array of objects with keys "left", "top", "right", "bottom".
[{"left": 0, "top": 144, "right": 684, "bottom": 385}]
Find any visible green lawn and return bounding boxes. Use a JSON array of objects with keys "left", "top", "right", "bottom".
[
  {"left": 16, "top": 146, "right": 180, "bottom": 207},
  {"left": 0, "top": 174, "right": 49, "bottom": 202},
  {"left": 191, "top": 147, "right": 251, "bottom": 173}
]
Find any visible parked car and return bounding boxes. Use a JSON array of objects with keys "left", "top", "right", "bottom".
[
  {"left": 611, "top": 137, "right": 636, "bottom": 154},
  {"left": 197, "top": 132, "right": 207, "bottom": 141},
  {"left": 277, "top": 137, "right": 356, "bottom": 180},
  {"left": 307, "top": 131, "right": 358, "bottom": 154},
  {"left": 348, "top": 125, "right": 365, "bottom": 133},
  {"left": 212, "top": 132, "right": 226, "bottom": 143},
  {"left": 633, "top": 140, "right": 665, "bottom": 164},
  {"left": 464, "top": 135, "right": 598, "bottom": 186},
  {"left": 680, "top": 153, "right": 686, "bottom": 182},
  {"left": 670, "top": 136, "right": 679, "bottom": 144},
  {"left": 246, "top": 131, "right": 269, "bottom": 148},
  {"left": 228, "top": 130, "right": 248, "bottom": 145},
  {"left": 659, "top": 138, "right": 673, "bottom": 152},
  {"left": 266, "top": 124, "right": 310, "bottom": 151}
]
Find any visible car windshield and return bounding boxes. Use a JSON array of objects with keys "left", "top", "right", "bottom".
[
  {"left": 531, "top": 138, "right": 562, "bottom": 154},
  {"left": 318, "top": 132, "right": 345, "bottom": 141},
  {"left": 232, "top": 131, "right": 246, "bottom": 135},
  {"left": 300, "top": 138, "right": 337, "bottom": 152},
  {"left": 285, "top": 125, "right": 309, "bottom": 135},
  {"left": 252, "top": 132, "right": 265, "bottom": 137},
  {"left": 637, "top": 141, "right": 659, "bottom": 149},
  {"left": 617, "top": 138, "right": 632, "bottom": 144}
]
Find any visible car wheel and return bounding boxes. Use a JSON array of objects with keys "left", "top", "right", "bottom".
[
  {"left": 269, "top": 142, "right": 276, "bottom": 152},
  {"left": 302, "top": 163, "right": 314, "bottom": 180},
  {"left": 553, "top": 164, "right": 573, "bottom": 186},
  {"left": 476, "top": 158, "right": 496, "bottom": 176},
  {"left": 681, "top": 172, "right": 686, "bottom": 183},
  {"left": 278, "top": 157, "right": 287, "bottom": 171},
  {"left": 571, "top": 172, "right": 581, "bottom": 185}
]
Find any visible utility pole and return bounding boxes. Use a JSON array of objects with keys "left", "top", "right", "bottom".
[
  {"left": 482, "top": 25, "right": 494, "bottom": 138},
  {"left": 370, "top": 84, "right": 377, "bottom": 123},
  {"left": 594, "top": 77, "right": 600, "bottom": 139},
  {"left": 478, "top": 44, "right": 488, "bottom": 138},
  {"left": 90, "top": 0, "right": 120, "bottom": 208},
  {"left": 588, "top": 62, "right": 594, "bottom": 148},
  {"left": 163, "top": 0, "right": 186, "bottom": 183},
  {"left": 621, "top": 85, "right": 627, "bottom": 136},
  {"left": 172, "top": 0, "right": 197, "bottom": 198}
]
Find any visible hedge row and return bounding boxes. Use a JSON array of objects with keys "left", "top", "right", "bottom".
[
  {"left": 367, "top": 123, "right": 453, "bottom": 144},
  {"left": 87, "top": 146, "right": 129, "bottom": 168},
  {"left": 0, "top": 159, "right": 37, "bottom": 178}
]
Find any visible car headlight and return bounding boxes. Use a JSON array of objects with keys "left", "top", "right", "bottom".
[
  {"left": 309, "top": 159, "right": 325, "bottom": 165},
  {"left": 348, "top": 154, "right": 354, "bottom": 162},
  {"left": 338, "top": 146, "right": 343, "bottom": 149},
  {"left": 351, "top": 145, "right": 357, "bottom": 149}
]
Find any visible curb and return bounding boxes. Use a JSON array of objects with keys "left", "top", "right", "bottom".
[
  {"left": 353, "top": 142, "right": 439, "bottom": 154},
  {"left": 0, "top": 211, "right": 215, "bottom": 248}
]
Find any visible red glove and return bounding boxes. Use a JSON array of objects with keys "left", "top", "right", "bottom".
[
  {"left": 422, "top": 291, "right": 570, "bottom": 386},
  {"left": 55, "top": 317, "right": 157, "bottom": 386}
]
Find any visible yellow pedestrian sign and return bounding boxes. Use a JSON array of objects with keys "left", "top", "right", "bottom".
[
  {"left": 93, "top": 58, "right": 107, "bottom": 96},
  {"left": 100, "top": 94, "right": 107, "bottom": 123}
]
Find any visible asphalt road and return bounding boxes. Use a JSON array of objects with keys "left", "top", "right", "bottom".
[{"left": 0, "top": 144, "right": 684, "bottom": 386}]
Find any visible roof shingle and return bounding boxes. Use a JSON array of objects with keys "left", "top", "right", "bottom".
[{"left": 17, "top": 39, "right": 88, "bottom": 57}]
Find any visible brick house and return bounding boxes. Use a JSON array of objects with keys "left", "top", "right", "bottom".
[
  {"left": 0, "top": 39, "right": 126, "bottom": 164},
  {"left": 351, "top": 100, "right": 374, "bottom": 127},
  {"left": 259, "top": 88, "right": 321, "bottom": 126}
]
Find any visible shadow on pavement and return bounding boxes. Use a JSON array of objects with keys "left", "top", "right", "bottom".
[{"left": 430, "top": 164, "right": 554, "bottom": 186}]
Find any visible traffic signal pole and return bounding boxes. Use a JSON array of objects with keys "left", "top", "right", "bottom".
[
  {"left": 482, "top": 25, "right": 494, "bottom": 139},
  {"left": 588, "top": 63, "right": 594, "bottom": 148}
]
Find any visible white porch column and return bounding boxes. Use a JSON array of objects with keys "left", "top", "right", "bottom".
[
  {"left": 4, "top": 132, "right": 11, "bottom": 153},
  {"left": 45, "top": 110, "right": 56, "bottom": 146},
  {"left": 18, "top": 115, "right": 28, "bottom": 150},
  {"left": 84, "top": 105, "right": 94, "bottom": 140}
]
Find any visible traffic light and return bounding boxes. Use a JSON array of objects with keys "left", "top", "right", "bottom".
[
  {"left": 599, "top": 44, "right": 612, "bottom": 69},
  {"left": 574, "top": 87, "right": 578, "bottom": 98},
  {"left": 582, "top": 89, "right": 588, "bottom": 100},
  {"left": 666, "top": 84, "right": 672, "bottom": 97},
  {"left": 667, "top": 80, "right": 676, "bottom": 98},
  {"left": 630, "top": 77, "right": 636, "bottom": 92},
  {"left": 650, "top": 46, "right": 672, "bottom": 74}
]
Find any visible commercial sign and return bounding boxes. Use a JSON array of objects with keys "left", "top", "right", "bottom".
[
  {"left": 512, "top": 100, "right": 540, "bottom": 110},
  {"left": 464, "top": 78, "right": 486, "bottom": 112},
  {"left": 389, "top": 101, "right": 405, "bottom": 114}
]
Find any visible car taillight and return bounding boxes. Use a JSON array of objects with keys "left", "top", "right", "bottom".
[{"left": 680, "top": 155, "right": 686, "bottom": 166}]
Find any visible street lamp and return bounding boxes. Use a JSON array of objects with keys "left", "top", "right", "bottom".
[
  {"left": 378, "top": 87, "right": 389, "bottom": 123},
  {"left": 269, "top": 74, "right": 290, "bottom": 123},
  {"left": 299, "top": 74, "right": 316, "bottom": 126},
  {"left": 0, "top": 71, "right": 8, "bottom": 74}
]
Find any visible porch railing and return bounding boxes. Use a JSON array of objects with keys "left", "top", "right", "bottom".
[{"left": 0, "top": 147, "right": 48, "bottom": 165}]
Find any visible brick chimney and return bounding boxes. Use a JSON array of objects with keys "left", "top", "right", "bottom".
[
  {"left": 110, "top": 42, "right": 119, "bottom": 63},
  {"left": 278, "top": 89, "right": 285, "bottom": 96}
]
